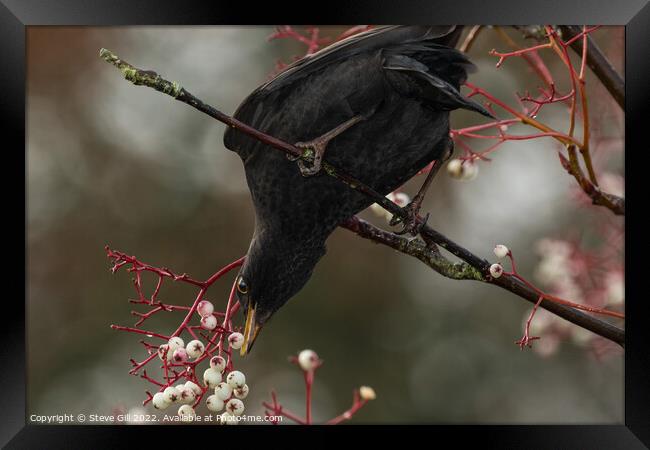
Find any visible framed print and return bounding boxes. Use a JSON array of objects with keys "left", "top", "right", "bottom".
[{"left": 5, "top": 0, "right": 650, "bottom": 447}]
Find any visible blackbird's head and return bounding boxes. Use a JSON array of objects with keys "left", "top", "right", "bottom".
[{"left": 236, "top": 230, "right": 326, "bottom": 356}]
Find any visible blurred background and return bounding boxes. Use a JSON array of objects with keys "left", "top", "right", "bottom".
[{"left": 27, "top": 26, "right": 624, "bottom": 424}]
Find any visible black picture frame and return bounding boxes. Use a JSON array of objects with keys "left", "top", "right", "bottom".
[{"left": 5, "top": 0, "right": 649, "bottom": 447}]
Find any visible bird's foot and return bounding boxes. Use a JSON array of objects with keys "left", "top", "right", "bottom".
[
  {"left": 389, "top": 202, "right": 430, "bottom": 236},
  {"left": 288, "top": 115, "right": 367, "bottom": 177},
  {"left": 293, "top": 140, "right": 326, "bottom": 177}
]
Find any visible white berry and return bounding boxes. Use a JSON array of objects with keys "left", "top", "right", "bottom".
[
  {"left": 447, "top": 158, "right": 478, "bottom": 181},
  {"left": 185, "top": 381, "right": 203, "bottom": 396},
  {"left": 200, "top": 315, "right": 218, "bottom": 331},
  {"left": 490, "top": 263, "right": 504, "bottom": 278},
  {"left": 446, "top": 158, "right": 463, "bottom": 178},
  {"left": 461, "top": 161, "right": 479, "bottom": 181},
  {"left": 203, "top": 367, "right": 222, "bottom": 389},
  {"left": 206, "top": 394, "right": 225, "bottom": 412},
  {"left": 177, "top": 385, "right": 196, "bottom": 404},
  {"left": 359, "top": 386, "right": 376, "bottom": 400},
  {"left": 233, "top": 384, "right": 249, "bottom": 400},
  {"left": 178, "top": 404, "right": 196, "bottom": 421},
  {"left": 157, "top": 344, "right": 172, "bottom": 362},
  {"left": 152, "top": 392, "right": 170, "bottom": 410},
  {"left": 186, "top": 340, "right": 205, "bottom": 358},
  {"left": 168, "top": 336, "right": 185, "bottom": 351},
  {"left": 184, "top": 381, "right": 202, "bottom": 397},
  {"left": 228, "top": 332, "right": 244, "bottom": 350},
  {"left": 197, "top": 300, "right": 214, "bottom": 317},
  {"left": 210, "top": 355, "right": 226, "bottom": 372},
  {"left": 214, "top": 382, "right": 233, "bottom": 401},
  {"left": 163, "top": 386, "right": 180, "bottom": 403},
  {"left": 226, "top": 398, "right": 245, "bottom": 416},
  {"left": 226, "top": 370, "right": 246, "bottom": 389},
  {"left": 494, "top": 244, "right": 510, "bottom": 259},
  {"left": 172, "top": 348, "right": 188, "bottom": 364},
  {"left": 298, "top": 349, "right": 319, "bottom": 371}
]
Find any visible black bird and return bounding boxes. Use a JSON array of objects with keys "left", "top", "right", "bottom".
[{"left": 224, "top": 25, "right": 491, "bottom": 355}]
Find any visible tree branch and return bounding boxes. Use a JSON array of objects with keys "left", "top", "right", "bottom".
[
  {"left": 100, "top": 48, "right": 624, "bottom": 347},
  {"left": 342, "top": 216, "right": 624, "bottom": 347}
]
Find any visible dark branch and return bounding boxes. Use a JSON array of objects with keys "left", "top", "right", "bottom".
[{"left": 100, "top": 48, "right": 625, "bottom": 347}]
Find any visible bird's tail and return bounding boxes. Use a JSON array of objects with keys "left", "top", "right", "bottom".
[{"left": 382, "top": 32, "right": 494, "bottom": 118}]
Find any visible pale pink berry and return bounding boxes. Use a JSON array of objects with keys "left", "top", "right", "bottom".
[
  {"left": 152, "top": 392, "right": 170, "bottom": 410},
  {"left": 206, "top": 394, "right": 225, "bottom": 412},
  {"left": 163, "top": 386, "right": 180, "bottom": 403},
  {"left": 461, "top": 161, "right": 479, "bottom": 180},
  {"left": 226, "top": 370, "right": 246, "bottom": 389},
  {"left": 197, "top": 300, "right": 214, "bottom": 317},
  {"left": 228, "top": 332, "right": 244, "bottom": 350},
  {"left": 226, "top": 398, "right": 245, "bottom": 416},
  {"left": 203, "top": 367, "right": 222, "bottom": 389},
  {"left": 447, "top": 159, "right": 478, "bottom": 181},
  {"left": 210, "top": 356, "right": 226, "bottom": 372},
  {"left": 233, "top": 384, "right": 249, "bottom": 400},
  {"left": 200, "top": 315, "right": 218, "bottom": 331},
  {"left": 490, "top": 263, "right": 504, "bottom": 278},
  {"left": 167, "top": 336, "right": 184, "bottom": 351},
  {"left": 157, "top": 344, "right": 172, "bottom": 362},
  {"left": 184, "top": 381, "right": 202, "bottom": 397},
  {"left": 298, "top": 349, "right": 319, "bottom": 371},
  {"left": 493, "top": 245, "right": 510, "bottom": 259},
  {"left": 186, "top": 340, "right": 205, "bottom": 358},
  {"left": 214, "top": 382, "right": 233, "bottom": 401},
  {"left": 178, "top": 404, "right": 196, "bottom": 421},
  {"left": 172, "top": 348, "right": 188, "bottom": 364},
  {"left": 447, "top": 159, "right": 463, "bottom": 178},
  {"left": 177, "top": 385, "right": 196, "bottom": 404},
  {"left": 359, "top": 386, "right": 376, "bottom": 400},
  {"left": 226, "top": 398, "right": 244, "bottom": 416}
]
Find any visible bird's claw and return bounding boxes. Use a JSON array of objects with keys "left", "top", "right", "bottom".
[
  {"left": 291, "top": 141, "right": 325, "bottom": 177},
  {"left": 390, "top": 203, "right": 430, "bottom": 236},
  {"left": 290, "top": 115, "right": 367, "bottom": 177}
]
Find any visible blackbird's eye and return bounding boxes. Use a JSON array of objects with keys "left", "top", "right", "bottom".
[{"left": 237, "top": 277, "right": 249, "bottom": 295}]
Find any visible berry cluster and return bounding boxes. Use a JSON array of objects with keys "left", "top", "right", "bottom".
[
  {"left": 106, "top": 247, "right": 252, "bottom": 424},
  {"left": 149, "top": 332, "right": 250, "bottom": 424},
  {"left": 107, "top": 248, "right": 376, "bottom": 424}
]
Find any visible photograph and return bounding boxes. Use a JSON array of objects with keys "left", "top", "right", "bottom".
[{"left": 24, "top": 24, "right": 627, "bottom": 427}]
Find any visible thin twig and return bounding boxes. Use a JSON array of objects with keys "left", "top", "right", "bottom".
[
  {"left": 558, "top": 25, "right": 624, "bottom": 109},
  {"left": 459, "top": 25, "right": 484, "bottom": 53}
]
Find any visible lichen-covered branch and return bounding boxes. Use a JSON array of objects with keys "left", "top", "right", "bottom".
[
  {"left": 341, "top": 216, "right": 484, "bottom": 281},
  {"left": 342, "top": 216, "right": 625, "bottom": 347},
  {"left": 100, "top": 49, "right": 183, "bottom": 98}
]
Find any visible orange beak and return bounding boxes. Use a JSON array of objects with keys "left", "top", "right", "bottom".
[{"left": 240, "top": 304, "right": 263, "bottom": 357}]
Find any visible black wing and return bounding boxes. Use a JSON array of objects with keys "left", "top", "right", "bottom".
[{"left": 224, "top": 26, "right": 463, "bottom": 153}]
